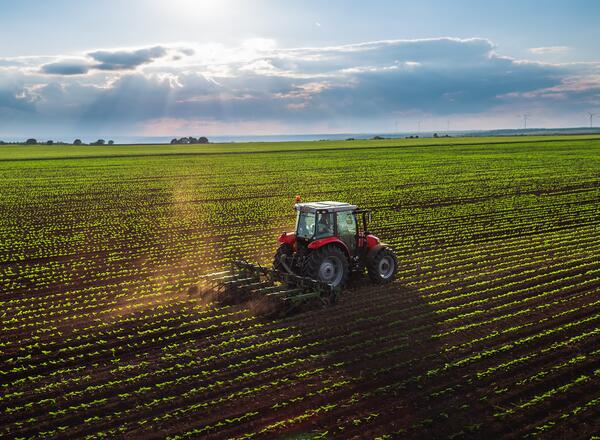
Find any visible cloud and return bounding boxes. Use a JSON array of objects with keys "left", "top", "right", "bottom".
[
  {"left": 36, "top": 45, "right": 194, "bottom": 77},
  {"left": 0, "top": 89, "right": 34, "bottom": 112},
  {"left": 180, "top": 48, "right": 195, "bottom": 56},
  {"left": 1, "top": 38, "right": 599, "bottom": 136},
  {"left": 529, "top": 46, "right": 571, "bottom": 55},
  {"left": 88, "top": 46, "right": 168, "bottom": 71},
  {"left": 0, "top": 73, "right": 37, "bottom": 114},
  {"left": 0, "top": 59, "right": 24, "bottom": 68},
  {"left": 41, "top": 59, "right": 91, "bottom": 75},
  {"left": 262, "top": 38, "right": 496, "bottom": 76}
]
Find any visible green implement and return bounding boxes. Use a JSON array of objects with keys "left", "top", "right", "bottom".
[{"left": 200, "top": 259, "right": 341, "bottom": 317}]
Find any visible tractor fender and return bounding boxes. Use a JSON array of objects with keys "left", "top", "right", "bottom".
[
  {"left": 366, "top": 234, "right": 380, "bottom": 248},
  {"left": 308, "top": 237, "right": 351, "bottom": 259},
  {"left": 278, "top": 232, "right": 296, "bottom": 246}
]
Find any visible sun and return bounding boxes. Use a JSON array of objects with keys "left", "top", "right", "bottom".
[{"left": 162, "top": 0, "right": 228, "bottom": 17}]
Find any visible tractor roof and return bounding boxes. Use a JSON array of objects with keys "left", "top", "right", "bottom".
[{"left": 295, "top": 201, "right": 357, "bottom": 213}]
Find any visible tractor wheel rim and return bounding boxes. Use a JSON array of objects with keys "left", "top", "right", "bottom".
[
  {"left": 319, "top": 256, "right": 343, "bottom": 286},
  {"left": 378, "top": 256, "right": 395, "bottom": 279}
]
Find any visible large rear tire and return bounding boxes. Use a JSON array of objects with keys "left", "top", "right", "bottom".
[
  {"left": 367, "top": 247, "right": 398, "bottom": 284},
  {"left": 303, "top": 245, "right": 349, "bottom": 288},
  {"left": 273, "top": 243, "right": 293, "bottom": 272}
]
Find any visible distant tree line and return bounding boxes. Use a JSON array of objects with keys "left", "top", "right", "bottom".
[
  {"left": 0, "top": 139, "right": 115, "bottom": 146},
  {"left": 0, "top": 137, "right": 212, "bottom": 146},
  {"left": 170, "top": 136, "right": 209, "bottom": 144},
  {"left": 88, "top": 139, "right": 115, "bottom": 145},
  {"left": 0, "top": 137, "right": 211, "bottom": 146}
]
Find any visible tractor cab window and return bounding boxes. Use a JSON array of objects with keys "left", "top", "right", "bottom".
[
  {"left": 296, "top": 211, "right": 316, "bottom": 239},
  {"left": 315, "top": 212, "right": 335, "bottom": 239},
  {"left": 337, "top": 211, "right": 357, "bottom": 252}
]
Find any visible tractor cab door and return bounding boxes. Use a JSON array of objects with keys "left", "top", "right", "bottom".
[{"left": 336, "top": 211, "right": 358, "bottom": 255}]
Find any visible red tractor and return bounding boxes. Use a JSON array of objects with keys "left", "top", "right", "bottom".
[
  {"left": 273, "top": 201, "right": 397, "bottom": 288},
  {"left": 202, "top": 200, "right": 398, "bottom": 315}
]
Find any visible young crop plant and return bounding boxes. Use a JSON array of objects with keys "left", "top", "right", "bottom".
[{"left": 2, "top": 136, "right": 600, "bottom": 438}]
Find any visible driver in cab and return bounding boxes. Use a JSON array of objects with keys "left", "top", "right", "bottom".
[{"left": 317, "top": 214, "right": 332, "bottom": 236}]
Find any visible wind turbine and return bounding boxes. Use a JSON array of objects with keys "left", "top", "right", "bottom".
[
  {"left": 588, "top": 112, "right": 598, "bottom": 128},
  {"left": 522, "top": 114, "right": 530, "bottom": 129}
]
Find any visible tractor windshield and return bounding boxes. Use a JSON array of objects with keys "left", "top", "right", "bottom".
[{"left": 296, "top": 211, "right": 316, "bottom": 239}]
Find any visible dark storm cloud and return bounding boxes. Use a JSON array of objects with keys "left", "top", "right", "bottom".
[
  {"left": 36, "top": 45, "right": 195, "bottom": 77},
  {"left": 0, "top": 75, "right": 36, "bottom": 113},
  {"left": 41, "top": 60, "right": 91, "bottom": 75},
  {"left": 88, "top": 46, "right": 168, "bottom": 71},
  {"left": 126, "top": 38, "right": 566, "bottom": 122},
  {"left": 302, "top": 56, "right": 565, "bottom": 116},
  {"left": 269, "top": 38, "right": 497, "bottom": 74},
  {"left": 0, "top": 89, "right": 33, "bottom": 112}
]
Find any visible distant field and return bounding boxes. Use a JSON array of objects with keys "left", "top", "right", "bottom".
[
  {"left": 2, "top": 133, "right": 600, "bottom": 160},
  {"left": 1, "top": 136, "right": 600, "bottom": 438}
]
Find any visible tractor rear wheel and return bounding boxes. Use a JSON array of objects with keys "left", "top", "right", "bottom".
[
  {"left": 367, "top": 247, "right": 398, "bottom": 284},
  {"left": 273, "top": 243, "right": 293, "bottom": 272},
  {"left": 304, "top": 245, "right": 349, "bottom": 288}
]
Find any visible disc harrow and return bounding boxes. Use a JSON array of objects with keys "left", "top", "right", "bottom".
[{"left": 200, "top": 260, "right": 341, "bottom": 316}]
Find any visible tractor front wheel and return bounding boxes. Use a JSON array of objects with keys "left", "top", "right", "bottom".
[
  {"left": 304, "top": 245, "right": 349, "bottom": 288},
  {"left": 367, "top": 247, "right": 398, "bottom": 284}
]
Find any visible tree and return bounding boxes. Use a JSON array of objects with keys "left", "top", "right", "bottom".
[
  {"left": 108, "top": 140, "right": 114, "bottom": 145},
  {"left": 46, "top": 140, "right": 54, "bottom": 145},
  {"left": 91, "top": 139, "right": 105, "bottom": 146},
  {"left": 169, "top": 136, "right": 208, "bottom": 145},
  {"left": 73, "top": 139, "right": 82, "bottom": 145},
  {"left": 25, "top": 138, "right": 37, "bottom": 145}
]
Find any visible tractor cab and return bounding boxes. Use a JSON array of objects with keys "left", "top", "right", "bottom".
[
  {"left": 276, "top": 200, "right": 396, "bottom": 288},
  {"left": 294, "top": 201, "right": 369, "bottom": 256}
]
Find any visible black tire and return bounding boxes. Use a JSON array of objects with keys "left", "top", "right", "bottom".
[
  {"left": 273, "top": 243, "right": 293, "bottom": 272},
  {"left": 367, "top": 247, "right": 398, "bottom": 284},
  {"left": 303, "top": 245, "right": 349, "bottom": 288}
]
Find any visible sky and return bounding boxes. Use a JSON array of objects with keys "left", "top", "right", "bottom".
[{"left": 0, "top": 0, "right": 599, "bottom": 139}]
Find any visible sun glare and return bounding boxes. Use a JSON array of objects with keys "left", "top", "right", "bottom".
[{"left": 160, "top": 0, "right": 228, "bottom": 18}]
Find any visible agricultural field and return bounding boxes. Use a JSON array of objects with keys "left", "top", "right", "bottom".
[{"left": 1, "top": 135, "right": 600, "bottom": 439}]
